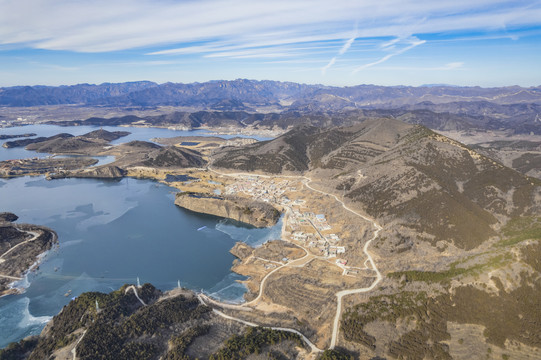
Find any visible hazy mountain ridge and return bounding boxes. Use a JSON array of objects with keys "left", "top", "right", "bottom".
[
  {"left": 2, "top": 80, "right": 540, "bottom": 108},
  {"left": 6, "top": 79, "right": 541, "bottom": 135},
  {"left": 42, "top": 107, "right": 541, "bottom": 137},
  {"left": 0, "top": 81, "right": 158, "bottom": 106}
]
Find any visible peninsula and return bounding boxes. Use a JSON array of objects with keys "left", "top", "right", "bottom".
[
  {"left": 175, "top": 192, "right": 280, "bottom": 228},
  {"left": 0, "top": 213, "right": 58, "bottom": 297}
]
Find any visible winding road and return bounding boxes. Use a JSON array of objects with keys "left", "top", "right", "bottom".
[
  {"left": 125, "top": 285, "right": 147, "bottom": 306},
  {"left": 0, "top": 230, "right": 43, "bottom": 280},
  {"left": 301, "top": 177, "right": 383, "bottom": 349},
  {"left": 197, "top": 294, "right": 322, "bottom": 355},
  {"left": 0, "top": 230, "right": 41, "bottom": 260},
  {"left": 206, "top": 167, "right": 383, "bottom": 352}
]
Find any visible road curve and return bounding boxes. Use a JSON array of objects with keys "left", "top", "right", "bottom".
[
  {"left": 302, "top": 178, "right": 383, "bottom": 349},
  {"left": 329, "top": 227, "right": 382, "bottom": 349},
  {"left": 207, "top": 167, "right": 383, "bottom": 350},
  {"left": 197, "top": 294, "right": 323, "bottom": 354},
  {"left": 125, "top": 285, "right": 146, "bottom": 306},
  {"left": 0, "top": 230, "right": 41, "bottom": 260}
]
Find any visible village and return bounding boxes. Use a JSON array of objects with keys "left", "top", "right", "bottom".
[{"left": 224, "top": 175, "right": 362, "bottom": 276}]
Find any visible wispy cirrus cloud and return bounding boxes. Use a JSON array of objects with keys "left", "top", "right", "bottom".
[
  {"left": 439, "top": 62, "right": 464, "bottom": 70},
  {"left": 377, "top": 62, "right": 465, "bottom": 71},
  {"left": 1, "top": 0, "right": 540, "bottom": 86},
  {"left": 322, "top": 36, "right": 356, "bottom": 74},
  {"left": 1, "top": 0, "right": 540, "bottom": 55},
  {"left": 353, "top": 36, "right": 426, "bottom": 73}
]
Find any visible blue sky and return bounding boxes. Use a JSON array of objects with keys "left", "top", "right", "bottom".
[{"left": 0, "top": 0, "right": 540, "bottom": 87}]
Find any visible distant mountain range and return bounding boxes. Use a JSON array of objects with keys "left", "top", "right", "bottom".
[
  {"left": 4, "top": 80, "right": 541, "bottom": 135},
  {"left": 1, "top": 80, "right": 540, "bottom": 108},
  {"left": 45, "top": 106, "right": 541, "bottom": 135}
]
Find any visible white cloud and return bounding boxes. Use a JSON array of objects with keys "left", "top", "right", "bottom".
[
  {"left": 321, "top": 57, "right": 337, "bottom": 75},
  {"left": 441, "top": 62, "right": 464, "bottom": 70},
  {"left": 376, "top": 62, "right": 465, "bottom": 71},
  {"left": 338, "top": 37, "right": 355, "bottom": 55},
  {"left": 321, "top": 35, "right": 356, "bottom": 74},
  {"left": 0, "top": 1, "right": 539, "bottom": 53},
  {"left": 353, "top": 37, "right": 426, "bottom": 73}
]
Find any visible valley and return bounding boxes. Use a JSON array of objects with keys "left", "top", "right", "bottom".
[{"left": 1, "top": 80, "right": 541, "bottom": 359}]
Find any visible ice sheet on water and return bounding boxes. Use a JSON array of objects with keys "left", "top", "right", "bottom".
[
  {"left": 9, "top": 273, "right": 30, "bottom": 291},
  {"left": 206, "top": 273, "right": 248, "bottom": 304},
  {"left": 60, "top": 238, "right": 84, "bottom": 248},
  {"left": 18, "top": 297, "right": 52, "bottom": 328},
  {"left": 215, "top": 215, "right": 284, "bottom": 247},
  {"left": 0, "top": 297, "right": 51, "bottom": 348}
]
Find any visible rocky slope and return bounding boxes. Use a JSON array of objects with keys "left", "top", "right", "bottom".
[
  {"left": 0, "top": 285, "right": 309, "bottom": 360},
  {"left": 175, "top": 192, "right": 280, "bottom": 228},
  {"left": 0, "top": 157, "right": 98, "bottom": 178},
  {"left": 106, "top": 143, "right": 207, "bottom": 171},
  {"left": 211, "top": 118, "right": 541, "bottom": 358},
  {"left": 48, "top": 165, "right": 126, "bottom": 180},
  {"left": 215, "top": 119, "right": 540, "bottom": 247},
  {"left": 137, "top": 146, "right": 206, "bottom": 168}
]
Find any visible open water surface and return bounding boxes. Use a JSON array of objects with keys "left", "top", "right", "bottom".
[
  {"left": 0, "top": 125, "right": 277, "bottom": 348},
  {"left": 0, "top": 124, "right": 269, "bottom": 161}
]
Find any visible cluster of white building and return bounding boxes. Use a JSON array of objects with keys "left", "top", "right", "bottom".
[
  {"left": 225, "top": 177, "right": 295, "bottom": 204},
  {"left": 225, "top": 176, "right": 350, "bottom": 266},
  {"left": 288, "top": 210, "right": 345, "bottom": 253}
]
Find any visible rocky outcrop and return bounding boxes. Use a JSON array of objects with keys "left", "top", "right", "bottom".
[
  {"left": 175, "top": 192, "right": 280, "bottom": 228},
  {"left": 0, "top": 212, "right": 18, "bottom": 222},
  {"left": 48, "top": 165, "right": 126, "bottom": 180},
  {"left": 138, "top": 146, "right": 206, "bottom": 168},
  {"left": 230, "top": 241, "right": 254, "bottom": 260}
]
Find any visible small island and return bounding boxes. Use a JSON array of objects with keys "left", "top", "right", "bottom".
[{"left": 0, "top": 212, "right": 58, "bottom": 297}]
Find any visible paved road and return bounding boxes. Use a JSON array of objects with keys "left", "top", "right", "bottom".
[
  {"left": 301, "top": 178, "right": 383, "bottom": 349},
  {"left": 0, "top": 230, "right": 42, "bottom": 280},
  {"left": 0, "top": 230, "right": 41, "bottom": 260},
  {"left": 125, "top": 285, "right": 147, "bottom": 306},
  {"left": 330, "top": 227, "right": 382, "bottom": 348},
  {"left": 197, "top": 294, "right": 323, "bottom": 355},
  {"left": 208, "top": 167, "right": 383, "bottom": 350}
]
